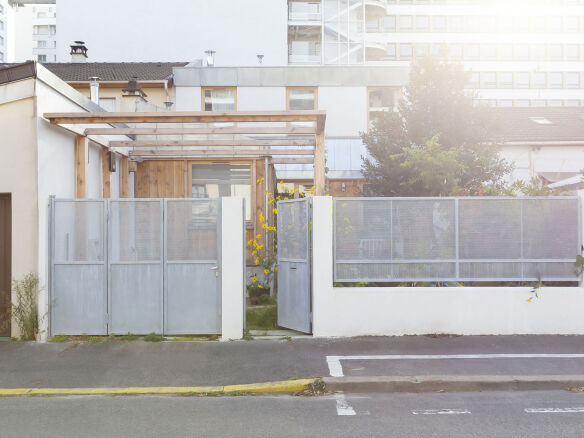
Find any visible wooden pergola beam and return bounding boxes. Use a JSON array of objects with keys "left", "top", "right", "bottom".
[
  {"left": 270, "top": 158, "right": 314, "bottom": 165},
  {"left": 129, "top": 149, "right": 314, "bottom": 157},
  {"left": 44, "top": 111, "right": 327, "bottom": 133},
  {"left": 84, "top": 127, "right": 317, "bottom": 136},
  {"left": 110, "top": 139, "right": 314, "bottom": 148},
  {"left": 75, "top": 135, "right": 88, "bottom": 198}
]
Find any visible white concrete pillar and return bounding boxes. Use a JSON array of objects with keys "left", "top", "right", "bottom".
[
  {"left": 311, "top": 196, "right": 334, "bottom": 337},
  {"left": 220, "top": 197, "right": 245, "bottom": 340}
]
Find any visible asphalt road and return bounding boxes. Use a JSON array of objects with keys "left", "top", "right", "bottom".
[
  {"left": 1, "top": 390, "right": 584, "bottom": 437},
  {"left": 2, "top": 335, "right": 584, "bottom": 388}
]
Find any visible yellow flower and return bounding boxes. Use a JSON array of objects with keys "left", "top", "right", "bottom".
[
  {"left": 276, "top": 196, "right": 281, "bottom": 200},
  {"left": 262, "top": 223, "right": 267, "bottom": 229},
  {"left": 247, "top": 239, "right": 253, "bottom": 245},
  {"left": 258, "top": 284, "right": 263, "bottom": 289},
  {"left": 274, "top": 267, "right": 278, "bottom": 272},
  {"left": 256, "top": 234, "right": 261, "bottom": 239},
  {"left": 264, "top": 269, "right": 269, "bottom": 275},
  {"left": 252, "top": 251, "right": 255, "bottom": 256},
  {"left": 272, "top": 208, "right": 277, "bottom": 214},
  {"left": 254, "top": 257, "right": 259, "bottom": 265},
  {"left": 251, "top": 276, "right": 257, "bottom": 283},
  {"left": 259, "top": 212, "right": 265, "bottom": 223}
]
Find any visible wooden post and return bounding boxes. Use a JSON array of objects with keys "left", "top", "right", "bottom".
[
  {"left": 75, "top": 135, "right": 88, "bottom": 198},
  {"left": 102, "top": 148, "right": 111, "bottom": 198},
  {"left": 121, "top": 156, "right": 129, "bottom": 198},
  {"left": 314, "top": 132, "right": 326, "bottom": 196}
]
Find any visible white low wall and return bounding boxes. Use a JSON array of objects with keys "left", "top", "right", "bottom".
[
  {"left": 311, "top": 197, "right": 584, "bottom": 337},
  {"left": 221, "top": 197, "right": 245, "bottom": 340}
]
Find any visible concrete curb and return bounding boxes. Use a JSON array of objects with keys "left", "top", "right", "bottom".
[
  {"left": 0, "top": 379, "right": 318, "bottom": 398},
  {"left": 323, "top": 375, "right": 584, "bottom": 393}
]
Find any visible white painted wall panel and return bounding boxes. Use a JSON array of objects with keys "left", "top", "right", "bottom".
[
  {"left": 175, "top": 87, "right": 202, "bottom": 111},
  {"left": 318, "top": 87, "right": 367, "bottom": 137}
]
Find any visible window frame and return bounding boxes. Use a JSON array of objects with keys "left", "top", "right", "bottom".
[
  {"left": 367, "top": 86, "right": 401, "bottom": 127},
  {"left": 286, "top": 86, "right": 318, "bottom": 111},
  {"left": 201, "top": 87, "right": 238, "bottom": 112}
]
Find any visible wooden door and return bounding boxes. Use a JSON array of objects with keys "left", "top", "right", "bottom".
[{"left": 0, "top": 194, "right": 11, "bottom": 337}]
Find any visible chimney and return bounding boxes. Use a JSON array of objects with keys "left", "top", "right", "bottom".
[
  {"left": 89, "top": 76, "right": 100, "bottom": 105},
  {"left": 70, "top": 41, "right": 88, "bottom": 63}
]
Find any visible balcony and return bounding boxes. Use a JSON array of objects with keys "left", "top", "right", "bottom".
[{"left": 288, "top": 1, "right": 322, "bottom": 22}]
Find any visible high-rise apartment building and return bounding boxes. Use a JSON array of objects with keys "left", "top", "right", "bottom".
[
  {"left": 1, "top": 0, "right": 56, "bottom": 63},
  {"left": 288, "top": 0, "right": 584, "bottom": 107}
]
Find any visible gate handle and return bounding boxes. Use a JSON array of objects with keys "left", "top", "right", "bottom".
[
  {"left": 210, "top": 266, "right": 218, "bottom": 270},
  {"left": 290, "top": 266, "right": 297, "bottom": 270}
]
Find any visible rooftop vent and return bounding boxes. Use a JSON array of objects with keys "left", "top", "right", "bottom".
[
  {"left": 70, "top": 41, "right": 88, "bottom": 63},
  {"left": 529, "top": 117, "right": 553, "bottom": 125}
]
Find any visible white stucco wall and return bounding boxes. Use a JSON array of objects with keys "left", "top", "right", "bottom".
[
  {"left": 57, "top": 0, "right": 288, "bottom": 65},
  {"left": 318, "top": 87, "right": 368, "bottom": 137},
  {"left": 175, "top": 87, "right": 202, "bottom": 111},
  {"left": 237, "top": 87, "right": 285, "bottom": 111},
  {"left": 311, "top": 196, "right": 584, "bottom": 337},
  {"left": 220, "top": 197, "right": 245, "bottom": 340}
]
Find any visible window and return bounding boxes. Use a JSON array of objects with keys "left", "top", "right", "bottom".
[
  {"left": 497, "top": 100, "right": 513, "bottom": 107},
  {"left": 287, "top": 87, "right": 317, "bottom": 110},
  {"left": 566, "top": 16, "right": 580, "bottom": 32},
  {"left": 366, "top": 19, "right": 380, "bottom": 32},
  {"left": 480, "top": 16, "right": 496, "bottom": 32},
  {"left": 499, "top": 72, "right": 513, "bottom": 88},
  {"left": 399, "top": 43, "right": 413, "bottom": 59},
  {"left": 549, "top": 16, "right": 563, "bottom": 32},
  {"left": 515, "top": 72, "right": 530, "bottom": 88},
  {"left": 533, "top": 72, "right": 547, "bottom": 88},
  {"left": 399, "top": 15, "right": 413, "bottom": 31},
  {"left": 566, "top": 72, "right": 580, "bottom": 88},
  {"left": 0, "top": 21, "right": 4, "bottom": 32},
  {"left": 386, "top": 44, "right": 396, "bottom": 59},
  {"left": 500, "top": 44, "right": 513, "bottom": 60},
  {"left": 37, "top": 12, "right": 47, "bottom": 18},
  {"left": 481, "top": 44, "right": 497, "bottom": 60},
  {"left": 368, "top": 87, "right": 399, "bottom": 124},
  {"left": 549, "top": 72, "right": 563, "bottom": 88},
  {"left": 415, "top": 15, "right": 429, "bottom": 31},
  {"left": 515, "top": 44, "right": 529, "bottom": 60},
  {"left": 49, "top": 25, "right": 56, "bottom": 35},
  {"left": 33, "top": 25, "right": 48, "bottom": 35},
  {"left": 0, "top": 52, "right": 3, "bottom": 62},
  {"left": 432, "top": 16, "right": 447, "bottom": 31},
  {"left": 565, "top": 100, "right": 581, "bottom": 107},
  {"left": 37, "top": 54, "right": 46, "bottom": 62},
  {"left": 514, "top": 100, "right": 530, "bottom": 107},
  {"left": 191, "top": 163, "right": 252, "bottom": 221},
  {"left": 531, "top": 16, "right": 546, "bottom": 32},
  {"left": 482, "top": 72, "right": 497, "bottom": 88},
  {"left": 464, "top": 44, "right": 479, "bottom": 59},
  {"left": 202, "top": 87, "right": 236, "bottom": 111},
  {"left": 415, "top": 43, "right": 429, "bottom": 58},
  {"left": 382, "top": 15, "right": 396, "bottom": 31},
  {"left": 531, "top": 100, "right": 546, "bottom": 107},
  {"left": 449, "top": 16, "right": 464, "bottom": 32},
  {"left": 566, "top": 45, "right": 580, "bottom": 60},
  {"left": 37, "top": 40, "right": 47, "bottom": 48},
  {"left": 449, "top": 44, "right": 463, "bottom": 59},
  {"left": 547, "top": 100, "right": 563, "bottom": 107},
  {"left": 550, "top": 44, "right": 563, "bottom": 60},
  {"left": 531, "top": 45, "right": 546, "bottom": 60},
  {"left": 0, "top": 36, "right": 3, "bottom": 46}
]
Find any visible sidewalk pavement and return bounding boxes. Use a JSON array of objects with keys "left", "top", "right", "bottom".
[{"left": 1, "top": 335, "right": 584, "bottom": 393}]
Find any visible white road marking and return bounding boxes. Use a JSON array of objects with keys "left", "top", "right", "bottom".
[
  {"left": 525, "top": 407, "right": 584, "bottom": 414},
  {"left": 334, "top": 393, "right": 356, "bottom": 416},
  {"left": 412, "top": 409, "right": 471, "bottom": 415},
  {"left": 326, "top": 354, "right": 584, "bottom": 377}
]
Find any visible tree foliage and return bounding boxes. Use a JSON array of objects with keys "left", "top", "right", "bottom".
[{"left": 361, "top": 55, "right": 512, "bottom": 196}]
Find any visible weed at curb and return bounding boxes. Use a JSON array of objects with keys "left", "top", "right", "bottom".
[
  {"left": 144, "top": 333, "right": 164, "bottom": 342},
  {"left": 242, "top": 328, "right": 253, "bottom": 341},
  {"left": 293, "top": 378, "right": 326, "bottom": 397},
  {"left": 48, "top": 335, "right": 68, "bottom": 343}
]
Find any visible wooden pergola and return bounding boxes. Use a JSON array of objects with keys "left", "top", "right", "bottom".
[{"left": 43, "top": 110, "right": 327, "bottom": 197}]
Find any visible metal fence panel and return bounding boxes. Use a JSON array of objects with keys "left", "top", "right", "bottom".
[
  {"left": 277, "top": 199, "right": 311, "bottom": 333},
  {"left": 165, "top": 199, "right": 220, "bottom": 335},
  {"left": 109, "top": 200, "right": 163, "bottom": 334},
  {"left": 334, "top": 197, "right": 580, "bottom": 283},
  {"left": 50, "top": 200, "right": 107, "bottom": 335}
]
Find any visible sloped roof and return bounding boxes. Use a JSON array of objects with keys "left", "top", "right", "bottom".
[
  {"left": 39, "top": 62, "right": 189, "bottom": 82},
  {"left": 494, "top": 107, "right": 584, "bottom": 142}
]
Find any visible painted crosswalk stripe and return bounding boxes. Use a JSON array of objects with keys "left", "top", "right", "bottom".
[
  {"left": 412, "top": 409, "right": 471, "bottom": 415},
  {"left": 525, "top": 407, "right": 584, "bottom": 413},
  {"left": 335, "top": 393, "right": 356, "bottom": 416}
]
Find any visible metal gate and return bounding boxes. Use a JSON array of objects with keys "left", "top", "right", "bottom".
[
  {"left": 50, "top": 198, "right": 221, "bottom": 335},
  {"left": 277, "top": 198, "right": 312, "bottom": 333}
]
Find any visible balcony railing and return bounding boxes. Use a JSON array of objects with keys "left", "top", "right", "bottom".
[{"left": 288, "top": 2, "right": 321, "bottom": 21}]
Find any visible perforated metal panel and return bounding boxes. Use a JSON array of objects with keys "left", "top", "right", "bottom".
[
  {"left": 50, "top": 199, "right": 107, "bottom": 335},
  {"left": 165, "top": 199, "right": 220, "bottom": 335},
  {"left": 109, "top": 200, "right": 163, "bottom": 334},
  {"left": 277, "top": 199, "right": 311, "bottom": 333},
  {"left": 334, "top": 197, "right": 580, "bottom": 282}
]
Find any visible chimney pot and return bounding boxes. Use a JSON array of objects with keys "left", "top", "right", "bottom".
[{"left": 70, "top": 41, "right": 88, "bottom": 63}]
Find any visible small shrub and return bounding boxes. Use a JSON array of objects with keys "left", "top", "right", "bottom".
[
  {"left": 257, "top": 294, "right": 276, "bottom": 305},
  {"left": 48, "top": 335, "right": 68, "bottom": 343},
  {"left": 242, "top": 328, "right": 253, "bottom": 341},
  {"left": 119, "top": 333, "right": 138, "bottom": 341},
  {"left": 11, "top": 273, "right": 41, "bottom": 341},
  {"left": 246, "top": 305, "right": 277, "bottom": 330},
  {"left": 144, "top": 332, "right": 164, "bottom": 342}
]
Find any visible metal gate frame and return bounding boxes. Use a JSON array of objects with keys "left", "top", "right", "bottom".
[
  {"left": 49, "top": 198, "right": 223, "bottom": 336},
  {"left": 276, "top": 198, "right": 312, "bottom": 334}
]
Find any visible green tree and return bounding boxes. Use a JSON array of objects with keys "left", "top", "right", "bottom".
[{"left": 361, "top": 55, "right": 512, "bottom": 196}]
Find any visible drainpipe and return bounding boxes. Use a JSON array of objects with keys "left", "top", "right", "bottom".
[{"left": 89, "top": 76, "right": 100, "bottom": 105}]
